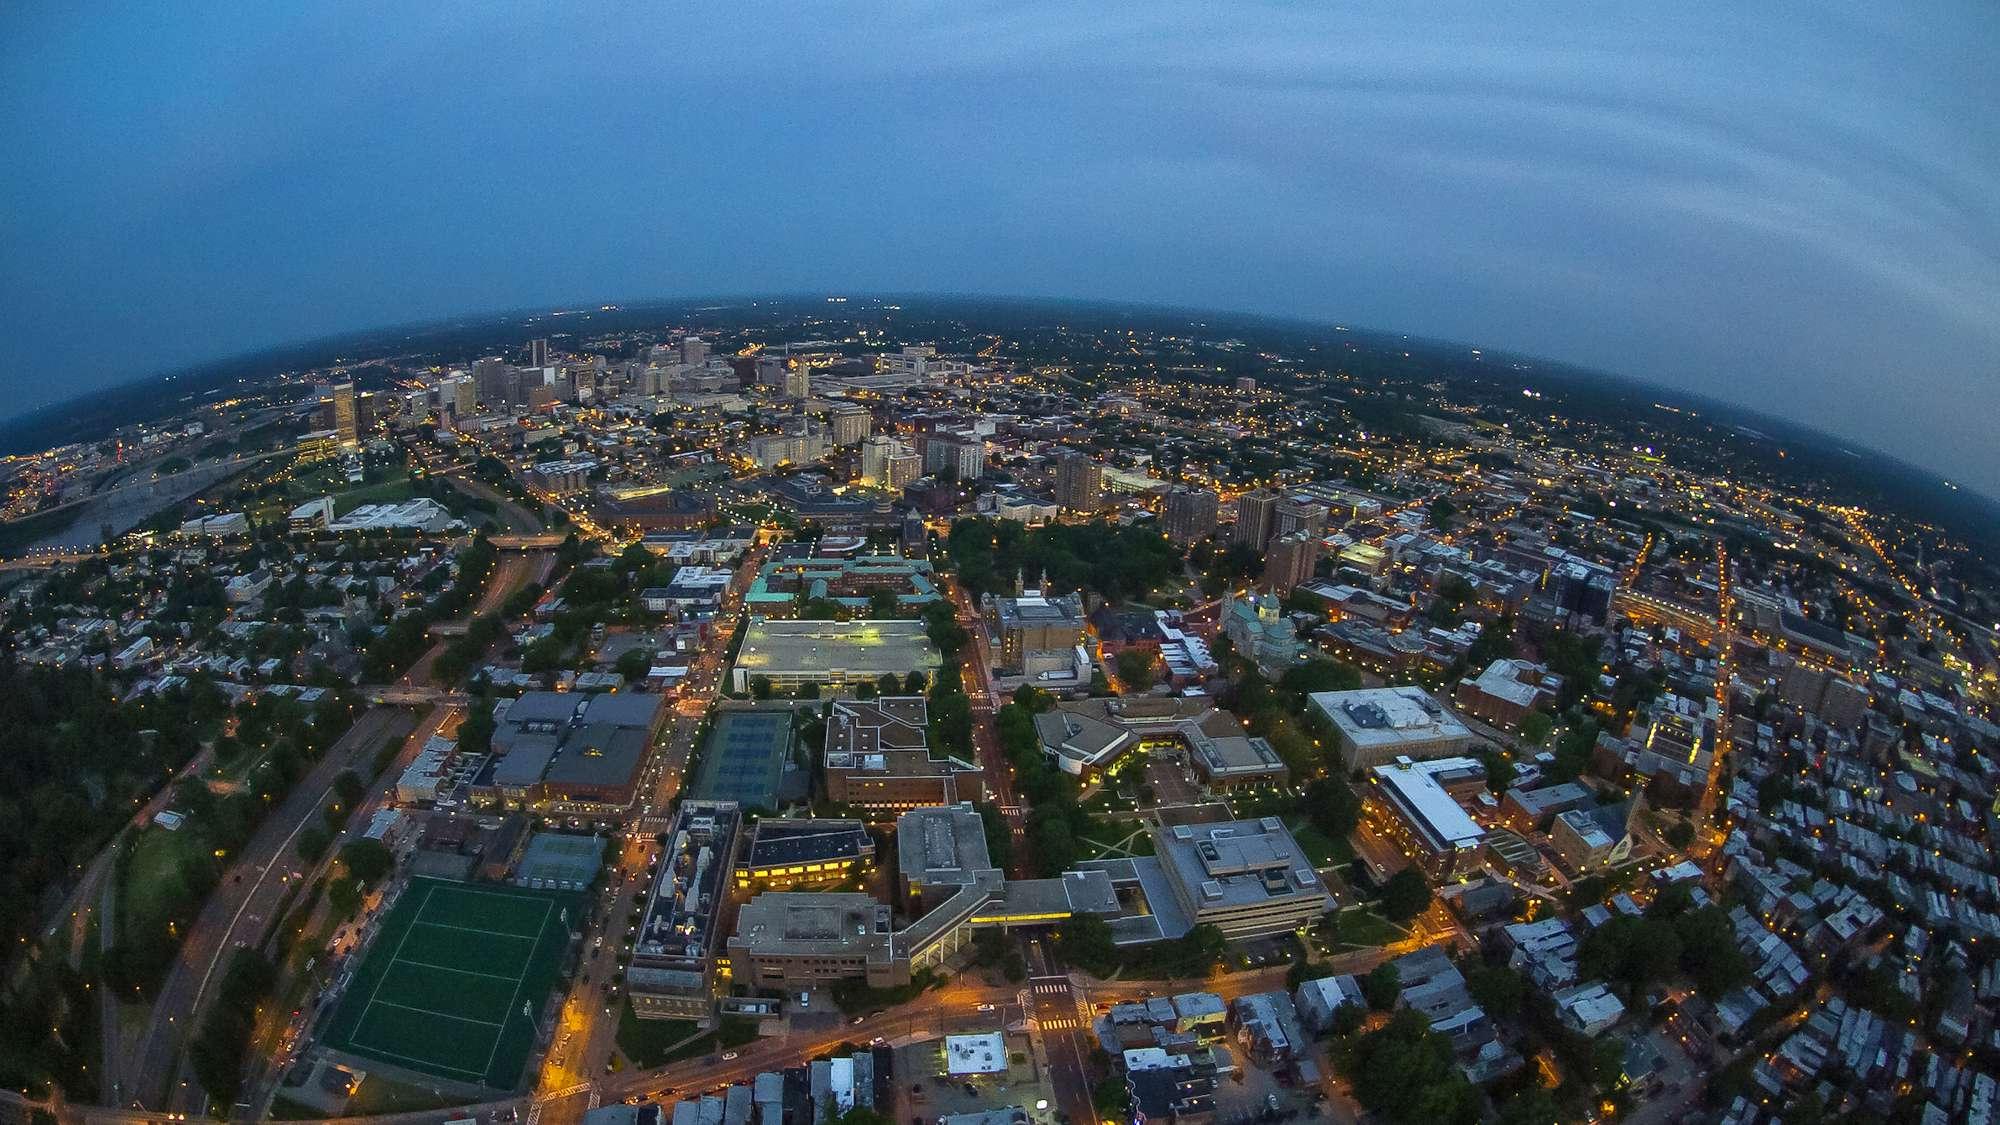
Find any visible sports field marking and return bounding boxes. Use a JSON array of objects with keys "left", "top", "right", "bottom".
[
  {"left": 409, "top": 918, "right": 541, "bottom": 940},
  {"left": 351, "top": 883, "right": 436, "bottom": 1051},
  {"left": 480, "top": 897, "right": 555, "bottom": 1082},
  {"left": 345, "top": 1041, "right": 486, "bottom": 1082},
  {"left": 394, "top": 958, "right": 532, "bottom": 984},
  {"left": 369, "top": 999, "right": 506, "bottom": 1029}
]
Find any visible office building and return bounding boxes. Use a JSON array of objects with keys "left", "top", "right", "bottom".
[
  {"left": 1033, "top": 696, "right": 1286, "bottom": 789},
  {"left": 735, "top": 819, "right": 875, "bottom": 890},
  {"left": 445, "top": 374, "right": 476, "bottom": 420},
  {"left": 925, "top": 434, "right": 986, "bottom": 481},
  {"left": 1367, "top": 756, "right": 1488, "bottom": 878},
  {"left": 783, "top": 364, "right": 811, "bottom": 399},
  {"left": 679, "top": 336, "right": 708, "bottom": 366},
  {"left": 1551, "top": 804, "right": 1633, "bottom": 873},
  {"left": 327, "top": 382, "right": 358, "bottom": 444},
  {"left": 746, "top": 419, "right": 828, "bottom": 469},
  {"left": 1055, "top": 452, "right": 1103, "bottom": 512},
  {"left": 859, "top": 435, "right": 920, "bottom": 491},
  {"left": 987, "top": 589, "right": 1086, "bottom": 672},
  {"left": 528, "top": 337, "right": 550, "bottom": 367},
  {"left": 728, "top": 803, "right": 1118, "bottom": 991},
  {"left": 730, "top": 618, "right": 943, "bottom": 694},
  {"left": 1162, "top": 486, "right": 1219, "bottom": 546},
  {"left": 629, "top": 802, "right": 739, "bottom": 1019},
  {"left": 1272, "top": 497, "right": 1329, "bottom": 540},
  {"left": 826, "top": 403, "right": 872, "bottom": 446},
  {"left": 1453, "top": 658, "right": 1560, "bottom": 730},
  {"left": 744, "top": 553, "right": 940, "bottom": 618},
  {"left": 1310, "top": 686, "right": 1474, "bottom": 770},
  {"left": 1262, "top": 531, "right": 1320, "bottom": 593},
  {"left": 1153, "top": 818, "right": 1333, "bottom": 939},
  {"left": 1231, "top": 489, "right": 1279, "bottom": 550},
  {"left": 822, "top": 697, "right": 984, "bottom": 812}
]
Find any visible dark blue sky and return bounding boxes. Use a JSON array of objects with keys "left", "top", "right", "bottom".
[{"left": 3, "top": 3, "right": 1996, "bottom": 491}]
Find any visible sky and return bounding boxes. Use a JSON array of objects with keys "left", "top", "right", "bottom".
[{"left": 2, "top": 2, "right": 1997, "bottom": 491}]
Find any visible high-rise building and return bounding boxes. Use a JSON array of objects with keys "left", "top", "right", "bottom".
[
  {"left": 1055, "top": 451, "right": 1103, "bottom": 513},
  {"left": 328, "top": 382, "right": 358, "bottom": 445},
  {"left": 448, "top": 374, "right": 476, "bottom": 420},
  {"left": 782, "top": 364, "right": 811, "bottom": 399},
  {"left": 826, "top": 403, "right": 872, "bottom": 446},
  {"left": 861, "top": 435, "right": 920, "bottom": 491},
  {"left": 679, "top": 335, "right": 708, "bottom": 366},
  {"left": 756, "top": 355, "right": 789, "bottom": 388},
  {"left": 1162, "top": 486, "right": 1220, "bottom": 546},
  {"left": 1233, "top": 489, "right": 1279, "bottom": 550},
  {"left": 1272, "top": 497, "right": 1329, "bottom": 540},
  {"left": 527, "top": 338, "right": 550, "bottom": 367},
  {"left": 1263, "top": 531, "right": 1321, "bottom": 593},
  {"left": 470, "top": 356, "right": 510, "bottom": 405},
  {"left": 924, "top": 434, "right": 985, "bottom": 481}
]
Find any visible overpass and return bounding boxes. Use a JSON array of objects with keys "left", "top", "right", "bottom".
[{"left": 490, "top": 532, "right": 567, "bottom": 549}]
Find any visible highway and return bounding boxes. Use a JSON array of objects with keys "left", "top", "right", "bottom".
[{"left": 126, "top": 705, "right": 415, "bottom": 1115}]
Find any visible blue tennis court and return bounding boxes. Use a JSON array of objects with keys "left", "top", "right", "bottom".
[{"left": 689, "top": 708, "right": 792, "bottom": 809}]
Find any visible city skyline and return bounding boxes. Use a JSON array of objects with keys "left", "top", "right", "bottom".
[{"left": 3, "top": 3, "right": 1998, "bottom": 492}]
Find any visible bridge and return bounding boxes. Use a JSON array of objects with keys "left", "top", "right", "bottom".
[
  {"left": 363, "top": 687, "right": 471, "bottom": 707},
  {"left": 490, "top": 532, "right": 567, "bottom": 549}
]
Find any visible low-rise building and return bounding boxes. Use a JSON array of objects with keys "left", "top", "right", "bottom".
[
  {"left": 1154, "top": 818, "right": 1332, "bottom": 940},
  {"left": 1311, "top": 686, "right": 1473, "bottom": 770},
  {"left": 822, "top": 697, "right": 983, "bottom": 812},
  {"left": 731, "top": 618, "right": 942, "bottom": 695}
]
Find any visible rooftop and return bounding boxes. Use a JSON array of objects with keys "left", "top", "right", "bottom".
[{"left": 1371, "top": 756, "right": 1487, "bottom": 854}]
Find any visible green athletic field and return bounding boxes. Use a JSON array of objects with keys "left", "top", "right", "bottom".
[{"left": 320, "top": 877, "right": 578, "bottom": 1090}]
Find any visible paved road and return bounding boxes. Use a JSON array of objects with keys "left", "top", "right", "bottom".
[{"left": 127, "top": 705, "right": 413, "bottom": 1114}]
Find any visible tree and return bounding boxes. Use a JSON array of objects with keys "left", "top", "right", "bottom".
[
  {"left": 1303, "top": 776, "right": 1361, "bottom": 839},
  {"left": 1380, "top": 867, "right": 1432, "bottom": 923},
  {"left": 866, "top": 589, "right": 901, "bottom": 619},
  {"left": 877, "top": 672, "right": 903, "bottom": 697},
  {"left": 1518, "top": 710, "right": 1555, "bottom": 747},
  {"left": 1341, "top": 1008, "right": 1478, "bottom": 1125},
  {"left": 327, "top": 875, "right": 363, "bottom": 917},
  {"left": 1477, "top": 746, "right": 1516, "bottom": 793},
  {"left": 751, "top": 675, "right": 774, "bottom": 701},
  {"left": 295, "top": 824, "right": 332, "bottom": 863},
  {"left": 333, "top": 769, "right": 366, "bottom": 809},
  {"left": 1362, "top": 962, "right": 1402, "bottom": 1010},
  {"left": 903, "top": 671, "right": 927, "bottom": 694},
  {"left": 458, "top": 700, "right": 496, "bottom": 754},
  {"left": 1578, "top": 914, "right": 1682, "bottom": 991},
  {"left": 1114, "top": 648, "right": 1158, "bottom": 691},
  {"left": 1278, "top": 657, "right": 1361, "bottom": 698},
  {"left": 1663, "top": 819, "right": 1695, "bottom": 851},
  {"left": 1427, "top": 498, "right": 1457, "bottom": 532},
  {"left": 1328, "top": 1001, "right": 1366, "bottom": 1036},
  {"left": 616, "top": 647, "right": 653, "bottom": 681},
  {"left": 339, "top": 838, "right": 394, "bottom": 886},
  {"left": 1466, "top": 964, "right": 1526, "bottom": 1019}
]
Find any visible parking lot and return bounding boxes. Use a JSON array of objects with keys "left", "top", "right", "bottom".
[
  {"left": 894, "top": 1037, "right": 1054, "bottom": 1125},
  {"left": 1211, "top": 1057, "right": 1339, "bottom": 1125}
]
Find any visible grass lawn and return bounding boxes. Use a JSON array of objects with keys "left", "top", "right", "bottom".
[
  {"left": 332, "top": 474, "right": 419, "bottom": 514},
  {"left": 119, "top": 825, "right": 210, "bottom": 936},
  {"left": 1078, "top": 820, "right": 1155, "bottom": 859},
  {"left": 342, "top": 1073, "right": 473, "bottom": 1116},
  {"left": 1284, "top": 818, "right": 1355, "bottom": 866},
  {"left": 1331, "top": 906, "right": 1404, "bottom": 950},
  {"left": 616, "top": 1005, "right": 707, "bottom": 1068}
]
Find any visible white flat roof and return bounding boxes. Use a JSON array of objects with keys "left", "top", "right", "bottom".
[
  {"left": 943, "top": 1031, "right": 1007, "bottom": 1075},
  {"left": 1372, "top": 756, "right": 1486, "bottom": 852}
]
